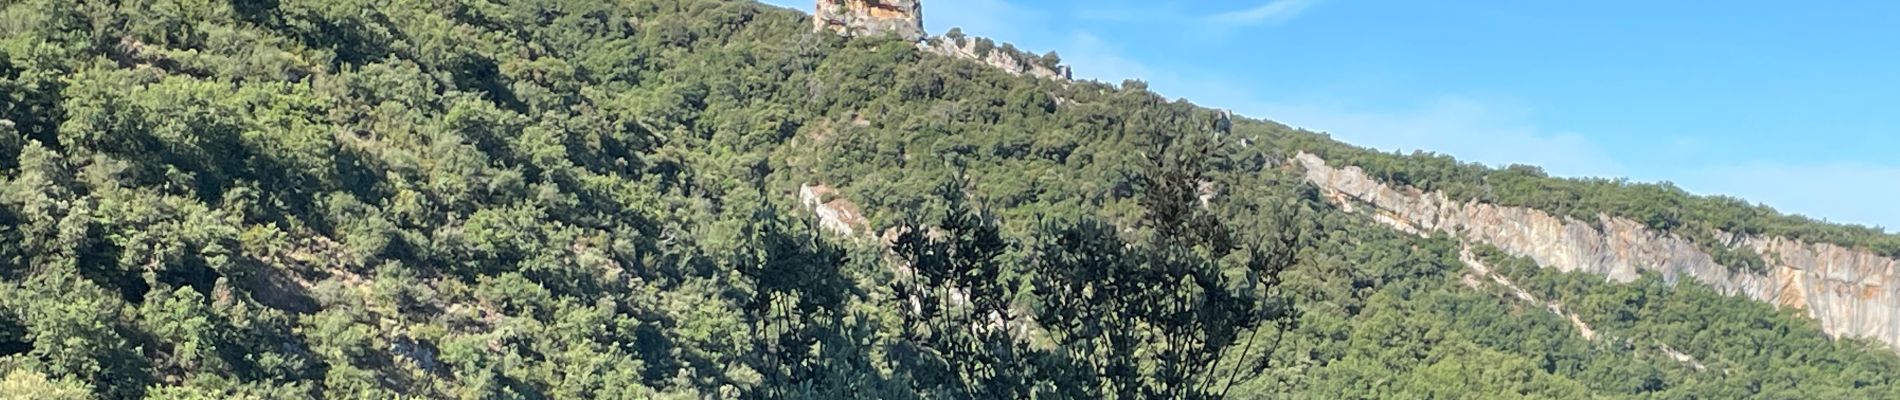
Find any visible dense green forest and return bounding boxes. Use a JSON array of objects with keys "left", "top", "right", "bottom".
[{"left": 2, "top": 0, "right": 1899, "bottom": 398}]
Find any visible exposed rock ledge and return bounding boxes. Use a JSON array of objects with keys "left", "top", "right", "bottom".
[
  {"left": 799, "top": 183, "right": 870, "bottom": 237},
  {"left": 1295, "top": 152, "right": 1900, "bottom": 351},
  {"left": 920, "top": 36, "right": 1071, "bottom": 81}
]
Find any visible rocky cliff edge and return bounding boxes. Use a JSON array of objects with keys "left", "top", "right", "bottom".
[
  {"left": 1296, "top": 152, "right": 1900, "bottom": 351},
  {"left": 814, "top": 0, "right": 925, "bottom": 42}
]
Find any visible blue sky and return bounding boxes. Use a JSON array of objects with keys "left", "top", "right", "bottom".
[{"left": 762, "top": 0, "right": 1900, "bottom": 231}]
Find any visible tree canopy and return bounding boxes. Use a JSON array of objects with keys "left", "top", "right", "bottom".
[{"left": 1, "top": 0, "right": 1896, "bottom": 398}]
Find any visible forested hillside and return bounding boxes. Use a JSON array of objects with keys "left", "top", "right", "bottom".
[{"left": 2, "top": 0, "right": 1898, "bottom": 398}]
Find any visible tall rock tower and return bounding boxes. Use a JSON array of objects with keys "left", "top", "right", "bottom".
[{"left": 813, "top": 0, "right": 925, "bottom": 42}]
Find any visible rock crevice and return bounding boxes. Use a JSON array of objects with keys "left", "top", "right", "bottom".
[{"left": 920, "top": 36, "right": 1071, "bottom": 81}]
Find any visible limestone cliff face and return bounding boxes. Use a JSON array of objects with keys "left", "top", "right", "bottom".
[
  {"left": 1295, "top": 152, "right": 1900, "bottom": 351},
  {"left": 921, "top": 37, "right": 1071, "bottom": 81},
  {"left": 814, "top": 0, "right": 925, "bottom": 42}
]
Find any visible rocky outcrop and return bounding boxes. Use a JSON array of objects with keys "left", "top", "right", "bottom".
[
  {"left": 1295, "top": 152, "right": 1900, "bottom": 351},
  {"left": 921, "top": 37, "right": 1071, "bottom": 81},
  {"left": 799, "top": 183, "right": 870, "bottom": 237},
  {"left": 809, "top": 1, "right": 1070, "bottom": 81},
  {"left": 814, "top": 0, "right": 925, "bottom": 42}
]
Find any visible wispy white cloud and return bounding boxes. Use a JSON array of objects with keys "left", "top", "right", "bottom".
[
  {"left": 1072, "top": 1, "right": 1183, "bottom": 23},
  {"left": 1061, "top": 32, "right": 1161, "bottom": 82},
  {"left": 1209, "top": 0, "right": 1323, "bottom": 25}
]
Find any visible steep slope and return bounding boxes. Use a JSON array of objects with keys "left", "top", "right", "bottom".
[
  {"left": 814, "top": 0, "right": 924, "bottom": 41},
  {"left": 3, "top": 0, "right": 1900, "bottom": 398},
  {"left": 1299, "top": 152, "right": 1900, "bottom": 350}
]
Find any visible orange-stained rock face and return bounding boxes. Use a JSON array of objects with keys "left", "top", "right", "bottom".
[
  {"left": 864, "top": 0, "right": 909, "bottom": 19},
  {"left": 813, "top": 0, "right": 924, "bottom": 42},
  {"left": 1296, "top": 152, "right": 1900, "bottom": 353}
]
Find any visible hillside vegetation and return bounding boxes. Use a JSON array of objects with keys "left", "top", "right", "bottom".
[
  {"left": 2, "top": 0, "right": 1898, "bottom": 398},
  {"left": 1277, "top": 129, "right": 1900, "bottom": 272}
]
